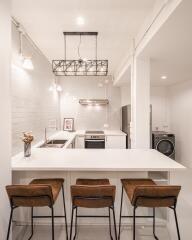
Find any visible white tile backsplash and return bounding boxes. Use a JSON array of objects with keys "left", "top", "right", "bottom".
[{"left": 58, "top": 76, "right": 121, "bottom": 130}]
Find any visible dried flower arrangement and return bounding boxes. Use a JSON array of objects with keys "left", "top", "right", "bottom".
[{"left": 21, "top": 132, "right": 34, "bottom": 144}]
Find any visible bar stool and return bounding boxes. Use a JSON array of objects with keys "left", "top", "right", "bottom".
[
  {"left": 70, "top": 178, "right": 117, "bottom": 240},
  {"left": 118, "top": 178, "right": 181, "bottom": 240},
  {"left": 6, "top": 178, "right": 68, "bottom": 240}
]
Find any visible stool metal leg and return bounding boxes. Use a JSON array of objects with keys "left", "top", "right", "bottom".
[
  {"left": 109, "top": 207, "right": 113, "bottom": 240},
  {"left": 62, "top": 185, "right": 68, "bottom": 240},
  {"left": 112, "top": 205, "right": 118, "bottom": 240},
  {"left": 28, "top": 207, "right": 34, "bottom": 240},
  {"left": 133, "top": 207, "right": 137, "bottom": 240},
  {"left": 6, "top": 208, "right": 14, "bottom": 240},
  {"left": 51, "top": 207, "right": 55, "bottom": 240},
  {"left": 70, "top": 206, "right": 75, "bottom": 240},
  {"left": 73, "top": 207, "right": 78, "bottom": 240},
  {"left": 173, "top": 208, "right": 181, "bottom": 240},
  {"left": 118, "top": 186, "right": 124, "bottom": 240},
  {"left": 153, "top": 208, "right": 159, "bottom": 240}
]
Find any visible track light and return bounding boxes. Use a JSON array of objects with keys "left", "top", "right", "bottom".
[
  {"left": 22, "top": 57, "right": 34, "bottom": 70},
  {"left": 18, "top": 28, "right": 34, "bottom": 70}
]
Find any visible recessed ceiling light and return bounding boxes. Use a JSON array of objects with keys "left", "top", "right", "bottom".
[
  {"left": 161, "top": 75, "right": 167, "bottom": 80},
  {"left": 76, "top": 16, "right": 85, "bottom": 26}
]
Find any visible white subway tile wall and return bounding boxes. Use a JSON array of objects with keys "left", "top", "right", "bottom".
[
  {"left": 58, "top": 76, "right": 121, "bottom": 131},
  {"left": 11, "top": 24, "right": 59, "bottom": 155}
]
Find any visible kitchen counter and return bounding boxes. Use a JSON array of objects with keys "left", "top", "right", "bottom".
[
  {"left": 12, "top": 148, "right": 185, "bottom": 171},
  {"left": 34, "top": 130, "right": 126, "bottom": 149},
  {"left": 12, "top": 130, "right": 185, "bottom": 172},
  {"left": 104, "top": 130, "right": 126, "bottom": 136},
  {"left": 12, "top": 133, "right": 185, "bottom": 226}
]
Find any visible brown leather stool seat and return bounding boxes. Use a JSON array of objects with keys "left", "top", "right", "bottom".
[
  {"left": 71, "top": 178, "right": 115, "bottom": 208},
  {"left": 6, "top": 178, "right": 68, "bottom": 240},
  {"left": 70, "top": 179, "right": 117, "bottom": 240},
  {"left": 119, "top": 178, "right": 181, "bottom": 240},
  {"left": 30, "top": 178, "right": 64, "bottom": 205}
]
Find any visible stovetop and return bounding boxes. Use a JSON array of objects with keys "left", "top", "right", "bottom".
[
  {"left": 85, "top": 130, "right": 104, "bottom": 135},
  {"left": 85, "top": 130, "right": 105, "bottom": 140}
]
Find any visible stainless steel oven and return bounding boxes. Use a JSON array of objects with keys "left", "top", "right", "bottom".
[{"left": 85, "top": 131, "right": 105, "bottom": 149}]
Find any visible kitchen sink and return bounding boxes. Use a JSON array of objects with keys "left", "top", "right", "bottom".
[{"left": 39, "top": 139, "right": 67, "bottom": 148}]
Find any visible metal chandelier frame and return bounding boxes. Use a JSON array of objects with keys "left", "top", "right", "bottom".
[{"left": 52, "top": 32, "right": 108, "bottom": 76}]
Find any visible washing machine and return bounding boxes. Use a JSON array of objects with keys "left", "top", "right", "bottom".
[{"left": 152, "top": 131, "right": 175, "bottom": 160}]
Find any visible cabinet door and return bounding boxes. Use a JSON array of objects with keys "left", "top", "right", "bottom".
[
  {"left": 75, "top": 136, "right": 85, "bottom": 148},
  {"left": 105, "top": 136, "right": 126, "bottom": 149}
]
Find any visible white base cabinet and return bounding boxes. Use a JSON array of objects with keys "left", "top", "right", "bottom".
[
  {"left": 75, "top": 135, "right": 85, "bottom": 148},
  {"left": 105, "top": 135, "right": 126, "bottom": 149},
  {"left": 75, "top": 134, "right": 126, "bottom": 149}
]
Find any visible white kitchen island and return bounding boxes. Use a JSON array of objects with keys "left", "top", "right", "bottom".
[{"left": 12, "top": 148, "right": 185, "bottom": 227}]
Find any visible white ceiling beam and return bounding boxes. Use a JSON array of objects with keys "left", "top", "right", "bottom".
[{"left": 114, "top": 0, "right": 183, "bottom": 85}]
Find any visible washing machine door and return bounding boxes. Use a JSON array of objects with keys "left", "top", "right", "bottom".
[{"left": 156, "top": 139, "right": 175, "bottom": 157}]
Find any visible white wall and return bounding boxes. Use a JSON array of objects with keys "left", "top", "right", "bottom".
[
  {"left": 12, "top": 24, "right": 60, "bottom": 155},
  {"left": 59, "top": 76, "right": 121, "bottom": 130},
  {"left": 120, "top": 85, "right": 131, "bottom": 106},
  {"left": 167, "top": 80, "right": 192, "bottom": 240},
  {"left": 168, "top": 80, "right": 192, "bottom": 166},
  {"left": 151, "top": 86, "right": 170, "bottom": 132},
  {"left": 0, "top": 0, "right": 11, "bottom": 238}
]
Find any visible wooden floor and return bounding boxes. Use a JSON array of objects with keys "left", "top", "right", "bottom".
[{"left": 13, "top": 224, "right": 170, "bottom": 240}]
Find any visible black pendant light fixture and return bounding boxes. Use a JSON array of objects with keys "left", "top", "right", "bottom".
[{"left": 52, "top": 32, "right": 108, "bottom": 76}]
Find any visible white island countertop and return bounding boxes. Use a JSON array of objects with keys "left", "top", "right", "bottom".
[{"left": 12, "top": 148, "right": 185, "bottom": 172}]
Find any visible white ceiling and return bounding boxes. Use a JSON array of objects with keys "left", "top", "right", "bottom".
[
  {"left": 142, "top": 0, "right": 192, "bottom": 86},
  {"left": 12, "top": 0, "right": 156, "bottom": 75}
]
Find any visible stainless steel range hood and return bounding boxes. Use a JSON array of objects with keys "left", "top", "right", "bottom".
[{"left": 79, "top": 99, "right": 109, "bottom": 106}]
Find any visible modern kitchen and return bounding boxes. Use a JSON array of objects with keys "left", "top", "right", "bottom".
[{"left": 1, "top": 0, "right": 192, "bottom": 240}]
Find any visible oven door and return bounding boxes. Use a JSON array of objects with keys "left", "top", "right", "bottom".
[{"left": 85, "top": 139, "right": 105, "bottom": 149}]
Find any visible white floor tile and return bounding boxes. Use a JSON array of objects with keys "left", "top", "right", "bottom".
[{"left": 13, "top": 224, "right": 170, "bottom": 240}]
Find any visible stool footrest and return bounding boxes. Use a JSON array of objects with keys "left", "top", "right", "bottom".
[
  {"left": 121, "top": 215, "right": 154, "bottom": 218},
  {"left": 33, "top": 215, "right": 66, "bottom": 218},
  {"left": 77, "top": 215, "right": 110, "bottom": 218}
]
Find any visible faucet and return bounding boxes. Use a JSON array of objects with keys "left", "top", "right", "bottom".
[
  {"left": 45, "top": 128, "right": 47, "bottom": 143},
  {"left": 44, "top": 126, "right": 58, "bottom": 144}
]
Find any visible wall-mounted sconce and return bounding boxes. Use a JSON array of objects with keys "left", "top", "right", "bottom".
[
  {"left": 49, "top": 79, "right": 62, "bottom": 92},
  {"left": 22, "top": 57, "right": 34, "bottom": 70},
  {"left": 18, "top": 25, "right": 34, "bottom": 70}
]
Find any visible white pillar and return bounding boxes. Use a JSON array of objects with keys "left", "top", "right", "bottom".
[
  {"left": 0, "top": 0, "right": 11, "bottom": 238},
  {"left": 131, "top": 56, "right": 150, "bottom": 149}
]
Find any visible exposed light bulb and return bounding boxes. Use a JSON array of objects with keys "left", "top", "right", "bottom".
[
  {"left": 56, "top": 85, "right": 62, "bottom": 92},
  {"left": 23, "top": 57, "right": 34, "bottom": 70},
  {"left": 161, "top": 75, "right": 167, "bottom": 80},
  {"left": 79, "top": 67, "right": 84, "bottom": 72}
]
